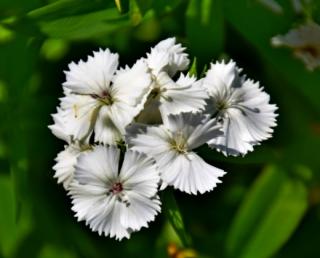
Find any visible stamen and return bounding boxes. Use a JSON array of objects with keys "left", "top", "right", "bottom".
[
  {"left": 111, "top": 182, "right": 123, "bottom": 194},
  {"left": 170, "top": 131, "right": 188, "bottom": 154},
  {"left": 230, "top": 104, "right": 260, "bottom": 116},
  {"left": 90, "top": 90, "right": 114, "bottom": 105}
]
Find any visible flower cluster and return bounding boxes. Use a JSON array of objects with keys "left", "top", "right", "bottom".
[{"left": 49, "top": 38, "right": 278, "bottom": 240}]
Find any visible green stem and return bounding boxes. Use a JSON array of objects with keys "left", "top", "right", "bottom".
[{"left": 162, "top": 189, "right": 192, "bottom": 247}]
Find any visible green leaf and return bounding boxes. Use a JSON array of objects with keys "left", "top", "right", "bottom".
[
  {"left": 188, "top": 57, "right": 197, "bottom": 77},
  {"left": 162, "top": 190, "right": 192, "bottom": 247},
  {"left": 40, "top": 38, "right": 69, "bottom": 61},
  {"left": 134, "top": 0, "right": 153, "bottom": 16},
  {"left": 129, "top": 0, "right": 143, "bottom": 26},
  {"left": 27, "top": 0, "right": 108, "bottom": 21},
  {"left": 155, "top": 221, "right": 183, "bottom": 258},
  {"left": 38, "top": 245, "right": 76, "bottom": 258},
  {"left": 38, "top": 8, "right": 130, "bottom": 40},
  {"left": 186, "top": 0, "right": 224, "bottom": 65},
  {"left": 0, "top": 175, "right": 32, "bottom": 257},
  {"left": 114, "top": 0, "right": 122, "bottom": 13},
  {"left": 226, "top": 165, "right": 308, "bottom": 258}
]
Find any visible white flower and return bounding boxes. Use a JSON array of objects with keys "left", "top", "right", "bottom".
[
  {"left": 146, "top": 37, "right": 190, "bottom": 77},
  {"left": 136, "top": 72, "right": 209, "bottom": 124},
  {"left": 53, "top": 143, "right": 92, "bottom": 190},
  {"left": 69, "top": 145, "right": 161, "bottom": 240},
  {"left": 202, "top": 60, "right": 278, "bottom": 156},
  {"left": 53, "top": 49, "right": 151, "bottom": 144},
  {"left": 129, "top": 112, "right": 226, "bottom": 195},
  {"left": 134, "top": 38, "right": 207, "bottom": 124},
  {"left": 271, "top": 22, "right": 320, "bottom": 70}
]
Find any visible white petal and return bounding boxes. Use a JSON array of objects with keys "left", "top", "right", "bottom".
[
  {"left": 53, "top": 144, "right": 82, "bottom": 189},
  {"left": 209, "top": 111, "right": 255, "bottom": 156},
  {"left": 129, "top": 119, "right": 226, "bottom": 194},
  {"left": 129, "top": 126, "right": 170, "bottom": 156},
  {"left": 202, "top": 60, "right": 243, "bottom": 97},
  {"left": 152, "top": 37, "right": 190, "bottom": 76},
  {"left": 112, "top": 59, "right": 151, "bottom": 106},
  {"left": 74, "top": 145, "right": 120, "bottom": 186},
  {"left": 109, "top": 101, "right": 142, "bottom": 134},
  {"left": 159, "top": 151, "right": 226, "bottom": 195},
  {"left": 203, "top": 60, "right": 277, "bottom": 156},
  {"left": 207, "top": 80, "right": 278, "bottom": 156},
  {"left": 94, "top": 101, "right": 141, "bottom": 144},
  {"left": 63, "top": 49, "right": 119, "bottom": 95},
  {"left": 119, "top": 150, "right": 161, "bottom": 232},
  {"left": 70, "top": 187, "right": 130, "bottom": 240},
  {"left": 158, "top": 73, "right": 209, "bottom": 117},
  {"left": 48, "top": 107, "right": 71, "bottom": 143},
  {"left": 120, "top": 192, "right": 161, "bottom": 231},
  {"left": 146, "top": 49, "right": 170, "bottom": 75},
  {"left": 117, "top": 149, "right": 161, "bottom": 233},
  {"left": 60, "top": 94, "right": 100, "bottom": 142},
  {"left": 162, "top": 112, "right": 221, "bottom": 149},
  {"left": 69, "top": 146, "right": 130, "bottom": 240},
  {"left": 94, "top": 106, "right": 123, "bottom": 145},
  {"left": 120, "top": 150, "right": 160, "bottom": 198}
]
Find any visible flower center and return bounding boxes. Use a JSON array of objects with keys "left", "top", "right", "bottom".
[
  {"left": 297, "top": 45, "right": 320, "bottom": 58},
  {"left": 216, "top": 99, "right": 229, "bottom": 111},
  {"left": 170, "top": 131, "right": 188, "bottom": 154},
  {"left": 91, "top": 90, "right": 114, "bottom": 105},
  {"left": 111, "top": 182, "right": 123, "bottom": 194}
]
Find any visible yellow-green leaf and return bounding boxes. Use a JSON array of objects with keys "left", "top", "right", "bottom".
[{"left": 227, "top": 165, "right": 308, "bottom": 258}]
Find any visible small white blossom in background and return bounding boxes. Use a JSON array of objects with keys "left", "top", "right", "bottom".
[
  {"left": 271, "top": 22, "right": 320, "bottom": 71},
  {"left": 69, "top": 145, "right": 161, "bottom": 240},
  {"left": 202, "top": 60, "right": 278, "bottom": 156},
  {"left": 49, "top": 37, "right": 278, "bottom": 240}
]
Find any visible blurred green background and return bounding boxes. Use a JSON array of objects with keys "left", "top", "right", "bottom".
[{"left": 1, "top": 0, "right": 320, "bottom": 258}]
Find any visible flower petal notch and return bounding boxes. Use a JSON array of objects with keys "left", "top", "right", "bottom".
[
  {"left": 69, "top": 145, "right": 161, "bottom": 240},
  {"left": 202, "top": 60, "right": 278, "bottom": 157}
]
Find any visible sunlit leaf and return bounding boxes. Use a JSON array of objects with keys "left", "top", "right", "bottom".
[
  {"left": 38, "top": 8, "right": 130, "bottom": 40},
  {"left": 188, "top": 57, "right": 197, "bottom": 77},
  {"left": 27, "top": 0, "right": 108, "bottom": 21},
  {"left": 129, "top": 0, "right": 143, "bottom": 26},
  {"left": 227, "top": 165, "right": 308, "bottom": 258},
  {"left": 162, "top": 190, "right": 192, "bottom": 247},
  {"left": 114, "top": 0, "right": 122, "bottom": 13}
]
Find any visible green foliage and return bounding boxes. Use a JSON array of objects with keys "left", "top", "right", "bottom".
[
  {"left": 186, "top": 0, "right": 224, "bottom": 64},
  {"left": 227, "top": 165, "right": 308, "bottom": 258},
  {"left": 162, "top": 190, "right": 192, "bottom": 248},
  {"left": 0, "top": 0, "right": 320, "bottom": 257}
]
